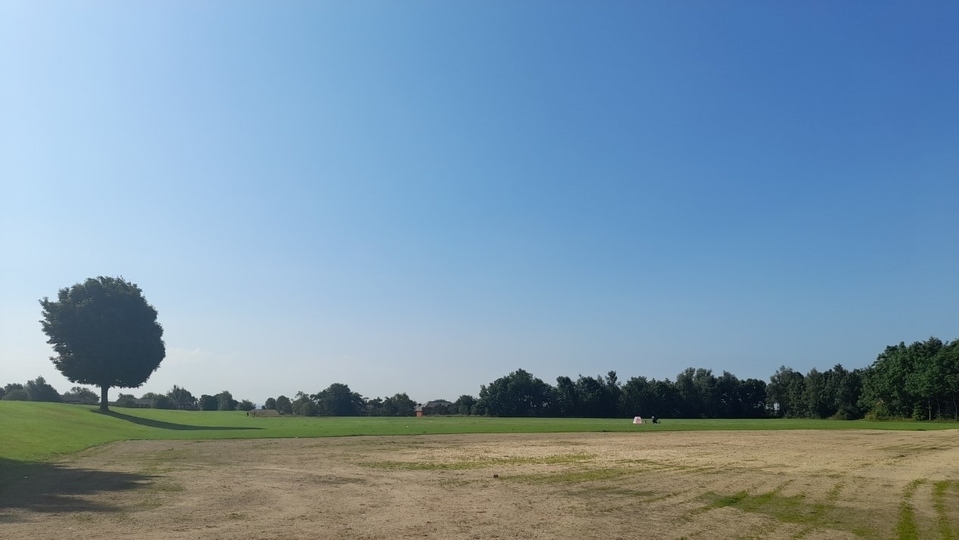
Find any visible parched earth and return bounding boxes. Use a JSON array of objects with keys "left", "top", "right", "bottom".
[{"left": 2, "top": 430, "right": 959, "bottom": 539}]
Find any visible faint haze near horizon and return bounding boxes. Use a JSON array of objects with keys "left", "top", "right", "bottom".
[{"left": 1, "top": 2, "right": 957, "bottom": 405}]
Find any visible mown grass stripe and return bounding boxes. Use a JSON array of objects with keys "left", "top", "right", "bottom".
[
  {"left": 897, "top": 480, "right": 924, "bottom": 540},
  {"left": 933, "top": 480, "right": 957, "bottom": 540}
]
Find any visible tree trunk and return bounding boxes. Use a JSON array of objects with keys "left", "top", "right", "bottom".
[{"left": 100, "top": 385, "right": 110, "bottom": 412}]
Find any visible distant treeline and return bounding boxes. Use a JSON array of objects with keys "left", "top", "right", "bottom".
[
  {"left": 5, "top": 337, "right": 957, "bottom": 420},
  {"left": 473, "top": 337, "right": 959, "bottom": 421}
]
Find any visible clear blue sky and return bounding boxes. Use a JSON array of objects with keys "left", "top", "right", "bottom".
[{"left": 2, "top": 2, "right": 957, "bottom": 405}]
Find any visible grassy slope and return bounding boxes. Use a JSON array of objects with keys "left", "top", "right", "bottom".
[{"left": 1, "top": 401, "right": 955, "bottom": 464}]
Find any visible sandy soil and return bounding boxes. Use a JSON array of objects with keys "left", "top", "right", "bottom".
[{"left": 2, "top": 429, "right": 958, "bottom": 539}]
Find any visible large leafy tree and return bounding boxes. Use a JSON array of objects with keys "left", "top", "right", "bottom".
[
  {"left": 275, "top": 395, "right": 293, "bottom": 415},
  {"left": 167, "top": 385, "right": 197, "bottom": 410},
  {"left": 312, "top": 383, "right": 365, "bottom": 416},
  {"left": 25, "top": 376, "right": 62, "bottom": 402},
  {"left": 40, "top": 276, "right": 165, "bottom": 411},
  {"left": 477, "top": 369, "right": 553, "bottom": 417}
]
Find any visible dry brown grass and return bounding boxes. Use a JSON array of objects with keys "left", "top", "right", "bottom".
[{"left": 2, "top": 430, "right": 958, "bottom": 539}]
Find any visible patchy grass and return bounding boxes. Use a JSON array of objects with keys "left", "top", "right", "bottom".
[
  {"left": 506, "top": 466, "right": 639, "bottom": 484},
  {"left": 362, "top": 452, "right": 595, "bottom": 470},
  {"left": 896, "top": 480, "right": 923, "bottom": 540},
  {"left": 703, "top": 485, "right": 882, "bottom": 538},
  {"left": 933, "top": 481, "right": 958, "bottom": 540}
]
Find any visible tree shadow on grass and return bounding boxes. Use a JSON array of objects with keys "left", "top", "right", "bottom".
[
  {"left": 0, "top": 458, "right": 154, "bottom": 522},
  {"left": 94, "top": 409, "right": 263, "bottom": 431}
]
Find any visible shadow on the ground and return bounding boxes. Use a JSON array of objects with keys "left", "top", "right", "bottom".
[
  {"left": 0, "top": 458, "right": 154, "bottom": 522},
  {"left": 94, "top": 409, "right": 263, "bottom": 431}
]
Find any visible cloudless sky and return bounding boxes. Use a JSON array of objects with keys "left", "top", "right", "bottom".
[{"left": 2, "top": 2, "right": 957, "bottom": 405}]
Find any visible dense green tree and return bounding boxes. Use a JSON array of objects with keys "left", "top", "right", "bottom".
[
  {"left": 40, "top": 276, "right": 165, "bottom": 411},
  {"left": 365, "top": 397, "right": 384, "bottom": 415},
  {"left": 767, "top": 366, "right": 806, "bottom": 418},
  {"left": 2, "top": 387, "right": 28, "bottom": 401},
  {"left": 237, "top": 399, "right": 256, "bottom": 411},
  {"left": 62, "top": 386, "right": 100, "bottom": 404},
  {"left": 292, "top": 392, "right": 317, "bottom": 416},
  {"left": 25, "top": 376, "right": 62, "bottom": 402},
  {"left": 738, "top": 378, "right": 768, "bottom": 418},
  {"left": 573, "top": 373, "right": 620, "bottom": 418},
  {"left": 711, "top": 371, "right": 736, "bottom": 418},
  {"left": 832, "top": 366, "right": 865, "bottom": 420},
  {"left": 933, "top": 341, "right": 959, "bottom": 419},
  {"left": 620, "top": 376, "right": 654, "bottom": 417},
  {"left": 263, "top": 397, "right": 277, "bottom": 410},
  {"left": 167, "top": 385, "right": 197, "bottom": 410},
  {"left": 477, "top": 369, "right": 553, "bottom": 417},
  {"left": 804, "top": 368, "right": 830, "bottom": 418},
  {"left": 198, "top": 394, "right": 218, "bottom": 411},
  {"left": 453, "top": 394, "right": 477, "bottom": 415},
  {"left": 862, "top": 340, "right": 930, "bottom": 419},
  {"left": 275, "top": 395, "right": 293, "bottom": 415},
  {"left": 552, "top": 376, "right": 580, "bottom": 417},
  {"left": 151, "top": 394, "right": 176, "bottom": 409},
  {"left": 313, "top": 383, "right": 365, "bottom": 416},
  {"left": 115, "top": 393, "right": 137, "bottom": 408},
  {"left": 215, "top": 391, "right": 237, "bottom": 411},
  {"left": 379, "top": 393, "right": 416, "bottom": 416}
]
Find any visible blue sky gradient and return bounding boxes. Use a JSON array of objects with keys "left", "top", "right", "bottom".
[{"left": 2, "top": 2, "right": 957, "bottom": 404}]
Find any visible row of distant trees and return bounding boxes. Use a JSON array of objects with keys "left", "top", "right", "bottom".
[
  {"left": 472, "top": 337, "right": 959, "bottom": 421},
  {"left": 259, "top": 336, "right": 959, "bottom": 421},
  {"left": 766, "top": 337, "right": 959, "bottom": 421},
  {"left": 263, "top": 383, "right": 414, "bottom": 417},
  {"left": 260, "top": 384, "right": 478, "bottom": 417},
  {"left": 1, "top": 376, "right": 98, "bottom": 404},
  {"left": 7, "top": 336, "right": 956, "bottom": 420},
  {"left": 114, "top": 387, "right": 259, "bottom": 411},
  {"left": 473, "top": 368, "right": 768, "bottom": 419}
]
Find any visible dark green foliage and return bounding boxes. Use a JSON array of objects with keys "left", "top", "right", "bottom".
[
  {"left": 198, "top": 394, "right": 218, "bottom": 411},
  {"left": 767, "top": 366, "right": 806, "bottom": 418},
  {"left": 39, "top": 276, "right": 165, "bottom": 411},
  {"left": 739, "top": 378, "right": 769, "bottom": 418},
  {"left": 572, "top": 372, "right": 620, "bottom": 418},
  {"left": 215, "top": 391, "right": 237, "bottom": 411},
  {"left": 25, "top": 377, "right": 61, "bottom": 403},
  {"left": 2, "top": 388, "right": 28, "bottom": 401},
  {"left": 151, "top": 394, "right": 176, "bottom": 409},
  {"left": 291, "top": 392, "right": 317, "bottom": 416},
  {"left": 263, "top": 397, "right": 277, "bottom": 410},
  {"left": 862, "top": 337, "right": 959, "bottom": 420},
  {"left": 476, "top": 369, "right": 553, "bottom": 417},
  {"left": 367, "top": 393, "right": 416, "bottom": 416},
  {"left": 275, "top": 395, "right": 292, "bottom": 415},
  {"left": 312, "top": 383, "right": 365, "bottom": 416},
  {"left": 237, "top": 399, "right": 256, "bottom": 412},
  {"left": 453, "top": 394, "right": 477, "bottom": 415},
  {"left": 62, "top": 386, "right": 100, "bottom": 405},
  {"left": 167, "top": 386, "right": 197, "bottom": 410},
  {"left": 115, "top": 393, "right": 137, "bottom": 408}
]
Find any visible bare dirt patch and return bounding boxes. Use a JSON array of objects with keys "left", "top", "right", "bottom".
[{"left": 2, "top": 430, "right": 958, "bottom": 539}]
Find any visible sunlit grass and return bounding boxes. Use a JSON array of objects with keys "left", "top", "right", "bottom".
[{"left": 1, "top": 401, "right": 954, "bottom": 466}]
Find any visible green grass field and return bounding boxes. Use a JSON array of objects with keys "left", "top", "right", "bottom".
[{"left": 2, "top": 401, "right": 954, "bottom": 464}]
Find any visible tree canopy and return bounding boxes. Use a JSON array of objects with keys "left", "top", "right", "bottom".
[{"left": 40, "top": 276, "right": 165, "bottom": 411}]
